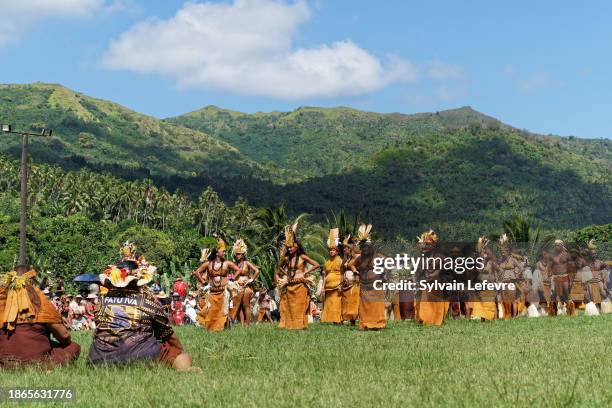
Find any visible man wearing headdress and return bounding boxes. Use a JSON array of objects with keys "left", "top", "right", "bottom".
[
  {"left": 0, "top": 265, "right": 81, "bottom": 367},
  {"left": 550, "top": 240, "right": 574, "bottom": 315},
  {"left": 470, "top": 237, "right": 498, "bottom": 321},
  {"left": 414, "top": 230, "right": 450, "bottom": 326},
  {"left": 349, "top": 224, "right": 386, "bottom": 330},
  {"left": 585, "top": 240, "right": 609, "bottom": 307},
  {"left": 321, "top": 228, "right": 343, "bottom": 324},
  {"left": 341, "top": 235, "right": 360, "bottom": 324},
  {"left": 494, "top": 234, "right": 522, "bottom": 319},
  {"left": 230, "top": 239, "right": 260, "bottom": 326},
  {"left": 276, "top": 222, "right": 320, "bottom": 330},
  {"left": 88, "top": 242, "right": 199, "bottom": 372},
  {"left": 193, "top": 238, "right": 241, "bottom": 331}
]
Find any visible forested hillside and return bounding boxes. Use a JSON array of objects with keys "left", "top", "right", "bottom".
[
  {"left": 169, "top": 105, "right": 612, "bottom": 238},
  {"left": 1, "top": 83, "right": 610, "bottom": 239},
  {"left": 0, "top": 83, "right": 293, "bottom": 186}
]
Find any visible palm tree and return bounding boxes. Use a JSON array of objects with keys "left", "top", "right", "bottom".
[
  {"left": 501, "top": 215, "right": 553, "bottom": 265},
  {"left": 326, "top": 210, "right": 361, "bottom": 242}
]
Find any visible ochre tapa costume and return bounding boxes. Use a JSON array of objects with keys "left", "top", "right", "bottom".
[
  {"left": 354, "top": 224, "right": 386, "bottom": 330},
  {"left": 277, "top": 222, "right": 318, "bottom": 330},
  {"left": 321, "top": 228, "right": 343, "bottom": 323},
  {"left": 0, "top": 269, "right": 81, "bottom": 367}
]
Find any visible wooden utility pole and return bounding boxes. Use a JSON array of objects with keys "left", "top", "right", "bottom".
[{"left": 1, "top": 124, "right": 52, "bottom": 274}]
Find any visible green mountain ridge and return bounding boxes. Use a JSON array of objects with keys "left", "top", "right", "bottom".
[
  {"left": 0, "top": 83, "right": 610, "bottom": 239},
  {"left": 168, "top": 104, "right": 611, "bottom": 180},
  {"left": 167, "top": 99, "right": 611, "bottom": 237},
  {"left": 0, "top": 83, "right": 292, "bottom": 185}
]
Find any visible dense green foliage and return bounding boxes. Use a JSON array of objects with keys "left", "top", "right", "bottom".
[
  {"left": 256, "top": 129, "right": 611, "bottom": 238},
  {"left": 0, "top": 154, "right": 334, "bottom": 286},
  {"left": 574, "top": 224, "right": 612, "bottom": 243},
  {"left": 1, "top": 83, "right": 610, "bottom": 242},
  {"left": 5, "top": 317, "right": 612, "bottom": 407},
  {"left": 170, "top": 105, "right": 612, "bottom": 179},
  {"left": 0, "top": 155, "right": 340, "bottom": 286},
  {"left": 0, "top": 83, "right": 290, "bottom": 189},
  {"left": 171, "top": 104, "right": 611, "bottom": 238}
]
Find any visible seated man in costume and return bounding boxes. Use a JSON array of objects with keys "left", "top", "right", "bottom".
[
  {"left": 0, "top": 266, "right": 81, "bottom": 367},
  {"left": 88, "top": 242, "right": 199, "bottom": 372}
]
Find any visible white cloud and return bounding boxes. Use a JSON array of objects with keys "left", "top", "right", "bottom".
[
  {"left": 0, "top": 0, "right": 119, "bottom": 46},
  {"left": 102, "top": 0, "right": 418, "bottom": 100},
  {"left": 0, "top": 0, "right": 104, "bottom": 16}
]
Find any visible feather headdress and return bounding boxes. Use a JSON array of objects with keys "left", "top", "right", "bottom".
[
  {"left": 232, "top": 238, "right": 248, "bottom": 255},
  {"left": 476, "top": 236, "right": 490, "bottom": 253},
  {"left": 554, "top": 239, "right": 566, "bottom": 251},
  {"left": 122, "top": 240, "right": 137, "bottom": 260},
  {"left": 327, "top": 228, "right": 340, "bottom": 249},
  {"left": 200, "top": 248, "right": 211, "bottom": 263},
  {"left": 216, "top": 238, "right": 227, "bottom": 252},
  {"left": 498, "top": 233, "right": 509, "bottom": 249},
  {"left": 417, "top": 229, "right": 438, "bottom": 244},
  {"left": 587, "top": 239, "right": 597, "bottom": 251},
  {"left": 342, "top": 234, "right": 352, "bottom": 246},
  {"left": 284, "top": 221, "right": 299, "bottom": 248},
  {"left": 100, "top": 243, "right": 156, "bottom": 288},
  {"left": 356, "top": 224, "right": 372, "bottom": 243}
]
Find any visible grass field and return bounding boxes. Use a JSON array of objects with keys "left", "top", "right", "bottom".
[{"left": 3, "top": 315, "right": 612, "bottom": 407}]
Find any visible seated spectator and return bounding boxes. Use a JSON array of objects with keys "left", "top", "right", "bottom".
[
  {"left": 71, "top": 309, "right": 89, "bottom": 331},
  {"left": 60, "top": 296, "right": 73, "bottom": 329},
  {"left": 184, "top": 292, "right": 197, "bottom": 325},
  {"left": 88, "top": 283, "right": 100, "bottom": 298},
  {"left": 39, "top": 273, "right": 52, "bottom": 297},
  {"left": 85, "top": 294, "right": 97, "bottom": 316},
  {"left": 150, "top": 280, "right": 162, "bottom": 295},
  {"left": 72, "top": 294, "right": 84, "bottom": 310},
  {"left": 54, "top": 274, "right": 65, "bottom": 298},
  {"left": 88, "top": 242, "right": 199, "bottom": 372},
  {"left": 156, "top": 291, "right": 171, "bottom": 319},
  {"left": 0, "top": 266, "right": 80, "bottom": 367}
]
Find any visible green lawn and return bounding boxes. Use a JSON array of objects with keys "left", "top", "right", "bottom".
[{"left": 3, "top": 315, "right": 612, "bottom": 407}]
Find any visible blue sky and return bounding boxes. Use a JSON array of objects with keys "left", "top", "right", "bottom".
[{"left": 1, "top": 0, "right": 610, "bottom": 138}]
